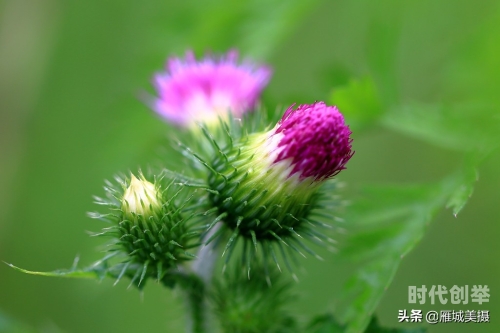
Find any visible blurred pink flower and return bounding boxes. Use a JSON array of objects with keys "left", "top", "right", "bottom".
[{"left": 151, "top": 50, "right": 271, "bottom": 127}]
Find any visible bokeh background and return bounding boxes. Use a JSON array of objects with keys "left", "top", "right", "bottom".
[{"left": 1, "top": 0, "right": 499, "bottom": 332}]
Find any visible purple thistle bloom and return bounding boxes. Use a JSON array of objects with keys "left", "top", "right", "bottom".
[
  {"left": 152, "top": 50, "right": 272, "bottom": 127},
  {"left": 203, "top": 101, "right": 354, "bottom": 266},
  {"left": 269, "top": 102, "right": 354, "bottom": 181}
]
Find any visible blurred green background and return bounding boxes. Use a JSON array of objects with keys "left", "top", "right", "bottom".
[{"left": 1, "top": 0, "right": 499, "bottom": 332}]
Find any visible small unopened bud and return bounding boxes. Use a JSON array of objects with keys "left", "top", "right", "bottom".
[
  {"left": 122, "top": 174, "right": 162, "bottom": 218},
  {"left": 90, "top": 172, "right": 201, "bottom": 288}
]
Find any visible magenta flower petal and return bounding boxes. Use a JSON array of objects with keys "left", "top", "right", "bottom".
[
  {"left": 271, "top": 102, "right": 354, "bottom": 181},
  {"left": 152, "top": 50, "right": 272, "bottom": 127}
]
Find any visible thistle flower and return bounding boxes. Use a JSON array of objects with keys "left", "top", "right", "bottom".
[
  {"left": 198, "top": 102, "right": 353, "bottom": 273},
  {"left": 151, "top": 50, "right": 272, "bottom": 127},
  {"left": 271, "top": 102, "right": 354, "bottom": 180},
  {"left": 89, "top": 172, "right": 202, "bottom": 288}
]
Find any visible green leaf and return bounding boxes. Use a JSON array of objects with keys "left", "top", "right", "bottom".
[
  {"left": 382, "top": 103, "right": 500, "bottom": 153},
  {"left": 5, "top": 257, "right": 175, "bottom": 290},
  {"left": 335, "top": 177, "right": 459, "bottom": 333},
  {"left": 381, "top": 102, "right": 498, "bottom": 216},
  {"left": 379, "top": 102, "right": 498, "bottom": 216},
  {"left": 446, "top": 155, "right": 479, "bottom": 216},
  {"left": 4, "top": 261, "right": 109, "bottom": 280},
  {"left": 330, "top": 77, "right": 383, "bottom": 132}
]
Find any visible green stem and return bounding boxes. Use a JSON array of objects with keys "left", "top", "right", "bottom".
[
  {"left": 168, "top": 225, "right": 224, "bottom": 333},
  {"left": 186, "top": 279, "right": 205, "bottom": 333},
  {"left": 170, "top": 271, "right": 206, "bottom": 333}
]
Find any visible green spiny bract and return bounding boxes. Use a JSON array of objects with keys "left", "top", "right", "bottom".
[
  {"left": 208, "top": 131, "right": 322, "bottom": 240},
  {"left": 89, "top": 172, "right": 202, "bottom": 288}
]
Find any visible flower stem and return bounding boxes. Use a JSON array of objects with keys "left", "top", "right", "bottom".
[
  {"left": 185, "top": 275, "right": 206, "bottom": 333},
  {"left": 173, "top": 223, "right": 224, "bottom": 333},
  {"left": 171, "top": 271, "right": 206, "bottom": 333}
]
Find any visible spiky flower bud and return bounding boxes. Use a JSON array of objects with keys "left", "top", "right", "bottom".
[
  {"left": 122, "top": 175, "right": 162, "bottom": 218},
  {"left": 90, "top": 172, "right": 201, "bottom": 288},
  {"left": 211, "top": 263, "right": 295, "bottom": 333},
  {"left": 204, "top": 102, "right": 353, "bottom": 268}
]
